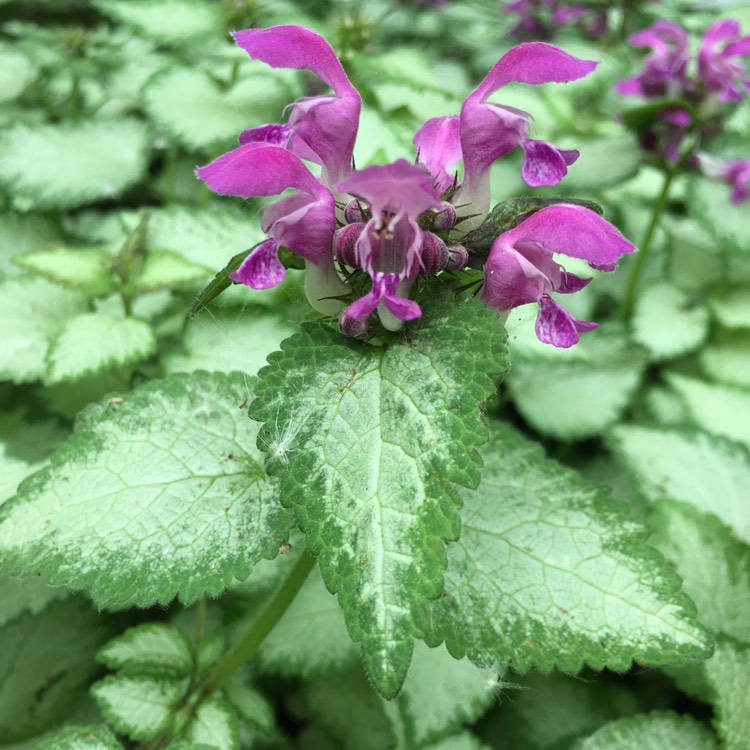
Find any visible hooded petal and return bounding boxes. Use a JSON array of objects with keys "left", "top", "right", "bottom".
[
  {"left": 501, "top": 203, "right": 636, "bottom": 268},
  {"left": 481, "top": 241, "right": 551, "bottom": 311},
  {"left": 233, "top": 25, "right": 361, "bottom": 184},
  {"left": 535, "top": 294, "right": 598, "bottom": 348},
  {"left": 229, "top": 238, "right": 285, "bottom": 290},
  {"left": 412, "top": 115, "right": 462, "bottom": 193}
]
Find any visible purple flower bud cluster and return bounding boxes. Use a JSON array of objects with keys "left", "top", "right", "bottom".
[
  {"left": 505, "top": 0, "right": 608, "bottom": 42},
  {"left": 616, "top": 19, "right": 750, "bottom": 199},
  {"left": 196, "top": 25, "right": 634, "bottom": 348}
]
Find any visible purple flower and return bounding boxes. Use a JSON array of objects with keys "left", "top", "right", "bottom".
[
  {"left": 696, "top": 153, "right": 750, "bottom": 203},
  {"left": 615, "top": 20, "right": 689, "bottom": 99},
  {"left": 697, "top": 19, "right": 750, "bottom": 103},
  {"left": 232, "top": 25, "right": 361, "bottom": 186},
  {"left": 481, "top": 204, "right": 635, "bottom": 347},
  {"left": 413, "top": 43, "right": 597, "bottom": 219},
  {"left": 196, "top": 142, "right": 349, "bottom": 313},
  {"left": 337, "top": 160, "right": 441, "bottom": 329}
]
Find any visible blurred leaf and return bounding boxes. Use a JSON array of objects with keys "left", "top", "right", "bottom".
[
  {"left": 127, "top": 250, "right": 209, "bottom": 294},
  {"left": 34, "top": 725, "right": 124, "bottom": 750},
  {"left": 0, "top": 45, "right": 37, "bottom": 103},
  {"left": 565, "top": 134, "right": 642, "bottom": 189},
  {"left": 701, "top": 330, "right": 750, "bottom": 387},
  {"left": 14, "top": 247, "right": 115, "bottom": 296}
]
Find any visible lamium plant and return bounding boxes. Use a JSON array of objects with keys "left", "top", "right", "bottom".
[{"left": 1, "top": 3, "right": 749, "bottom": 749}]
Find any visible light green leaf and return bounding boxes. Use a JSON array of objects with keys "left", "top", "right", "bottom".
[
  {"left": 251, "top": 296, "right": 508, "bottom": 697},
  {"left": 186, "top": 697, "right": 239, "bottom": 750},
  {"left": 0, "top": 372, "right": 291, "bottom": 607},
  {"left": 710, "top": 286, "right": 750, "bottom": 328},
  {"left": 0, "top": 277, "right": 88, "bottom": 383},
  {"left": 398, "top": 642, "right": 498, "bottom": 747},
  {"left": 609, "top": 426, "right": 750, "bottom": 545},
  {"left": 164, "top": 310, "right": 296, "bottom": 378},
  {"left": 631, "top": 282, "right": 709, "bottom": 361},
  {"left": 92, "top": 674, "right": 187, "bottom": 741},
  {"left": 418, "top": 421, "right": 711, "bottom": 673},
  {"left": 13, "top": 247, "right": 115, "bottom": 296},
  {"left": 565, "top": 134, "right": 642, "bottom": 189},
  {"left": 0, "top": 444, "right": 42, "bottom": 506},
  {"left": 0, "top": 45, "right": 36, "bottom": 102},
  {"left": 34, "top": 725, "right": 124, "bottom": 750},
  {"left": 143, "top": 67, "right": 293, "bottom": 151},
  {"left": 45, "top": 314, "right": 157, "bottom": 384},
  {"left": 257, "top": 566, "right": 358, "bottom": 678},
  {"left": 223, "top": 682, "right": 275, "bottom": 735},
  {"left": 508, "top": 325, "right": 647, "bottom": 440},
  {"left": 0, "top": 598, "right": 112, "bottom": 743},
  {"left": 650, "top": 500, "right": 750, "bottom": 643},
  {"left": 689, "top": 175, "right": 750, "bottom": 254},
  {"left": 701, "top": 330, "right": 750, "bottom": 388},
  {"left": 0, "top": 571, "right": 68, "bottom": 629},
  {"left": 0, "top": 211, "right": 61, "bottom": 278},
  {"left": 93, "top": 0, "right": 223, "bottom": 44},
  {"left": 128, "top": 250, "right": 210, "bottom": 294},
  {"left": 666, "top": 218, "right": 722, "bottom": 293},
  {"left": 575, "top": 711, "right": 718, "bottom": 750},
  {"left": 0, "top": 119, "right": 150, "bottom": 211},
  {"left": 98, "top": 623, "right": 194, "bottom": 677},
  {"left": 667, "top": 373, "right": 750, "bottom": 451},
  {"left": 704, "top": 637, "right": 750, "bottom": 750}
]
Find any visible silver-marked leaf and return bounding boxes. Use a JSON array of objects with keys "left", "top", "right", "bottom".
[
  {"left": 574, "top": 711, "right": 718, "bottom": 750},
  {"left": 701, "top": 330, "right": 750, "bottom": 388},
  {"left": 705, "top": 637, "right": 750, "bottom": 750},
  {"left": 98, "top": 623, "right": 194, "bottom": 677},
  {"left": 609, "top": 426, "right": 750, "bottom": 545},
  {"left": 251, "top": 296, "right": 508, "bottom": 697},
  {"left": 45, "top": 314, "right": 157, "bottom": 384},
  {"left": 632, "top": 283, "right": 709, "bottom": 361},
  {"left": 689, "top": 175, "right": 750, "bottom": 254},
  {"left": 650, "top": 500, "right": 750, "bottom": 643},
  {"left": 667, "top": 373, "right": 750, "bottom": 451},
  {"left": 0, "top": 211, "right": 62, "bottom": 278},
  {"left": 92, "top": 674, "right": 187, "bottom": 741},
  {"left": 710, "top": 286, "right": 750, "bottom": 329},
  {"left": 0, "top": 372, "right": 291, "bottom": 607},
  {"left": 0, "top": 598, "right": 113, "bottom": 743},
  {"left": 0, "top": 45, "right": 36, "bottom": 102},
  {"left": 223, "top": 682, "right": 275, "bottom": 735},
  {"left": 0, "top": 119, "right": 150, "bottom": 211},
  {"left": 143, "top": 67, "right": 294, "bottom": 151},
  {"left": 127, "top": 250, "right": 210, "bottom": 294},
  {"left": 34, "top": 725, "right": 124, "bottom": 750},
  {"left": 418, "top": 421, "right": 711, "bottom": 673},
  {"left": 0, "top": 277, "right": 88, "bottom": 383},
  {"left": 14, "top": 247, "right": 115, "bottom": 295},
  {"left": 186, "top": 697, "right": 239, "bottom": 750}
]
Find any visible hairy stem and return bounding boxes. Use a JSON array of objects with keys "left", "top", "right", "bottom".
[{"left": 617, "top": 169, "right": 674, "bottom": 320}]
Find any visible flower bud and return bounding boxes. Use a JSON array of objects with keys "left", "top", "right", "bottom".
[
  {"left": 334, "top": 223, "right": 365, "bottom": 267},
  {"left": 420, "top": 231, "right": 450, "bottom": 274},
  {"left": 339, "top": 309, "right": 375, "bottom": 339},
  {"left": 344, "top": 199, "right": 367, "bottom": 224},
  {"left": 431, "top": 201, "right": 457, "bottom": 231},
  {"left": 446, "top": 243, "right": 469, "bottom": 270}
]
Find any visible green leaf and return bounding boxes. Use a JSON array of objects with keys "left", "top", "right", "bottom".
[
  {"left": 575, "top": 711, "right": 718, "bottom": 750},
  {"left": 0, "top": 45, "right": 36, "bottom": 102},
  {"left": 45, "top": 314, "right": 157, "bottom": 384},
  {"left": 666, "top": 218, "right": 723, "bottom": 293},
  {"left": 143, "top": 67, "right": 294, "bottom": 151},
  {"left": 507, "top": 324, "right": 647, "bottom": 440},
  {"left": 92, "top": 674, "right": 187, "bottom": 741},
  {"left": 0, "top": 119, "right": 150, "bottom": 211},
  {"left": 34, "top": 725, "right": 124, "bottom": 750},
  {"left": 0, "top": 571, "right": 68, "bottom": 628},
  {"left": 701, "top": 330, "right": 750, "bottom": 388},
  {"left": 14, "top": 247, "right": 115, "bottom": 296},
  {"left": 667, "top": 373, "right": 750, "bottom": 451},
  {"left": 650, "top": 500, "right": 750, "bottom": 643},
  {"left": 0, "top": 443, "right": 42, "bottom": 505},
  {"left": 609, "top": 426, "right": 750, "bottom": 545},
  {"left": 251, "top": 296, "right": 508, "bottom": 697},
  {"left": 190, "top": 248, "right": 254, "bottom": 315},
  {"left": 127, "top": 250, "right": 209, "bottom": 294},
  {"left": 631, "top": 283, "right": 709, "bottom": 361},
  {"left": 257, "top": 566, "right": 358, "bottom": 678},
  {"left": 0, "top": 277, "right": 88, "bottom": 383},
  {"left": 710, "top": 286, "right": 750, "bottom": 328},
  {"left": 93, "top": 0, "right": 223, "bottom": 44},
  {"left": 223, "top": 682, "right": 275, "bottom": 735},
  {"left": 185, "top": 697, "right": 239, "bottom": 750},
  {"left": 689, "top": 175, "right": 750, "bottom": 254},
  {"left": 704, "top": 637, "right": 750, "bottom": 750},
  {"left": 565, "top": 134, "right": 642, "bottom": 189},
  {"left": 418, "top": 421, "right": 711, "bottom": 673},
  {"left": 424, "top": 734, "right": 490, "bottom": 750},
  {"left": 163, "top": 310, "right": 296, "bottom": 378},
  {"left": 98, "top": 623, "right": 194, "bottom": 677},
  {"left": 0, "top": 211, "right": 62, "bottom": 278},
  {"left": 0, "top": 372, "right": 291, "bottom": 607},
  {"left": 0, "top": 598, "right": 112, "bottom": 742}
]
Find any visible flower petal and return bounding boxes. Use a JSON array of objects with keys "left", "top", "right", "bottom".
[
  {"left": 229, "top": 238, "right": 285, "bottom": 290},
  {"left": 521, "top": 140, "right": 579, "bottom": 187},
  {"left": 412, "top": 115, "right": 462, "bottom": 193},
  {"left": 502, "top": 203, "right": 636, "bottom": 268},
  {"left": 481, "top": 242, "right": 549, "bottom": 311},
  {"left": 535, "top": 294, "right": 598, "bottom": 347}
]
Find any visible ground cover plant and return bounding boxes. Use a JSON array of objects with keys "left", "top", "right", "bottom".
[{"left": 1, "top": 0, "right": 749, "bottom": 748}]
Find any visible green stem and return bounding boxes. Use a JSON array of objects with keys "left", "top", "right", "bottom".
[
  {"left": 617, "top": 169, "right": 674, "bottom": 320},
  {"left": 199, "top": 549, "right": 315, "bottom": 697},
  {"left": 69, "top": 71, "right": 80, "bottom": 120}
]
